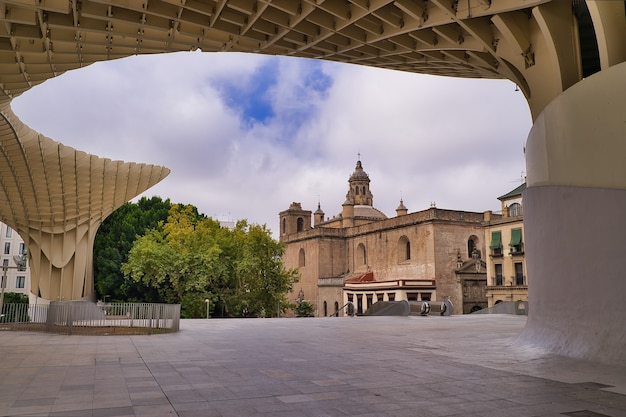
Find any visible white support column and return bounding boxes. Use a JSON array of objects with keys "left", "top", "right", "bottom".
[{"left": 521, "top": 62, "right": 626, "bottom": 364}]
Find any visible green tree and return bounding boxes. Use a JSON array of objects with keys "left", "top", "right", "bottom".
[
  {"left": 228, "top": 222, "right": 299, "bottom": 317},
  {"left": 122, "top": 205, "right": 227, "bottom": 317},
  {"left": 294, "top": 301, "right": 314, "bottom": 317},
  {"left": 94, "top": 196, "right": 173, "bottom": 302},
  {"left": 0, "top": 292, "right": 29, "bottom": 323},
  {"left": 121, "top": 206, "right": 299, "bottom": 318},
  {"left": 2, "top": 292, "right": 28, "bottom": 304}
]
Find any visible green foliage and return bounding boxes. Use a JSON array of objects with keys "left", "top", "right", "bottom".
[
  {"left": 294, "top": 301, "right": 314, "bottom": 317},
  {"left": 1, "top": 292, "right": 30, "bottom": 323},
  {"left": 94, "top": 196, "right": 173, "bottom": 302},
  {"left": 2, "top": 292, "right": 28, "bottom": 304},
  {"left": 121, "top": 205, "right": 299, "bottom": 318}
]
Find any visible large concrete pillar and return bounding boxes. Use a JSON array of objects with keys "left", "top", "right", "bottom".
[{"left": 521, "top": 61, "right": 626, "bottom": 365}]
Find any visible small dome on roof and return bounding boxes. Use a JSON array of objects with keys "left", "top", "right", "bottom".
[
  {"left": 353, "top": 205, "right": 387, "bottom": 219},
  {"left": 349, "top": 160, "right": 370, "bottom": 182},
  {"left": 334, "top": 205, "right": 387, "bottom": 222}
]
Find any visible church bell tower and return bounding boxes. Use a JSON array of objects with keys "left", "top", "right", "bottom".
[
  {"left": 279, "top": 202, "right": 312, "bottom": 241},
  {"left": 346, "top": 158, "right": 373, "bottom": 206}
]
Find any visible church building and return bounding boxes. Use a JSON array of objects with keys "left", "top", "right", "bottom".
[{"left": 279, "top": 159, "right": 489, "bottom": 317}]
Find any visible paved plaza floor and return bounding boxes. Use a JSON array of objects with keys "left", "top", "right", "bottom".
[{"left": 0, "top": 315, "right": 625, "bottom": 417}]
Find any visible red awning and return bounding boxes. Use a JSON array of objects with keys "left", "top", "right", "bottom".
[{"left": 344, "top": 271, "right": 374, "bottom": 283}]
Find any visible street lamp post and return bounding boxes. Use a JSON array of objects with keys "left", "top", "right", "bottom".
[{"left": 205, "top": 298, "right": 210, "bottom": 319}]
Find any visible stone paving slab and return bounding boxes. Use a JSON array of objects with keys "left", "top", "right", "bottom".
[{"left": 0, "top": 315, "right": 625, "bottom": 417}]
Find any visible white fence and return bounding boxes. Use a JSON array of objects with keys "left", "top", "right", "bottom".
[{"left": 0, "top": 301, "right": 180, "bottom": 335}]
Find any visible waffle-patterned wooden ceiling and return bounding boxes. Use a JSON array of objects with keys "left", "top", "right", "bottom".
[{"left": 0, "top": 0, "right": 560, "bottom": 102}]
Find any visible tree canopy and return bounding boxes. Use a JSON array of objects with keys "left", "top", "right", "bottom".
[
  {"left": 120, "top": 204, "right": 299, "bottom": 318},
  {"left": 94, "top": 196, "right": 174, "bottom": 302}
]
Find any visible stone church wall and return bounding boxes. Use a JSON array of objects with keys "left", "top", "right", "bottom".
[{"left": 431, "top": 222, "right": 485, "bottom": 311}]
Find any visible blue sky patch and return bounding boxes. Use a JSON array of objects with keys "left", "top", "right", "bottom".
[
  {"left": 213, "top": 57, "right": 333, "bottom": 131},
  {"left": 214, "top": 60, "right": 278, "bottom": 127},
  {"left": 302, "top": 60, "right": 333, "bottom": 94}
]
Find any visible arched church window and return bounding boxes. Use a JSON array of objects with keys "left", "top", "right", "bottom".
[
  {"left": 355, "top": 186, "right": 359, "bottom": 195},
  {"left": 357, "top": 243, "right": 367, "bottom": 266},
  {"left": 297, "top": 217, "right": 304, "bottom": 232},
  {"left": 468, "top": 235, "right": 479, "bottom": 258},
  {"left": 298, "top": 248, "right": 305, "bottom": 267},
  {"left": 398, "top": 236, "right": 411, "bottom": 262},
  {"left": 282, "top": 218, "right": 286, "bottom": 234},
  {"left": 362, "top": 186, "right": 366, "bottom": 195}
]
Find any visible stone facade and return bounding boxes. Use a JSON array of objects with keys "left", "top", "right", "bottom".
[
  {"left": 454, "top": 255, "right": 488, "bottom": 314},
  {"left": 280, "top": 160, "right": 488, "bottom": 316}
]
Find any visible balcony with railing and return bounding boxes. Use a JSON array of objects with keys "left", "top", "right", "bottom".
[
  {"left": 487, "top": 275, "right": 527, "bottom": 290},
  {"left": 509, "top": 244, "right": 524, "bottom": 256}
]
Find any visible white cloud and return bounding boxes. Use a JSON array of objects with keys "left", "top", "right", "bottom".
[{"left": 12, "top": 52, "right": 532, "bottom": 236}]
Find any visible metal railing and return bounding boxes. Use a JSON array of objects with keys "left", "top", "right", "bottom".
[{"left": 0, "top": 301, "right": 180, "bottom": 335}]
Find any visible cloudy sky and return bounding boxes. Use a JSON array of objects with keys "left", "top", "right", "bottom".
[{"left": 12, "top": 52, "right": 532, "bottom": 237}]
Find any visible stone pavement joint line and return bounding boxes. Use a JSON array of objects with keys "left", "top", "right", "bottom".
[{"left": 0, "top": 315, "right": 625, "bottom": 417}]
